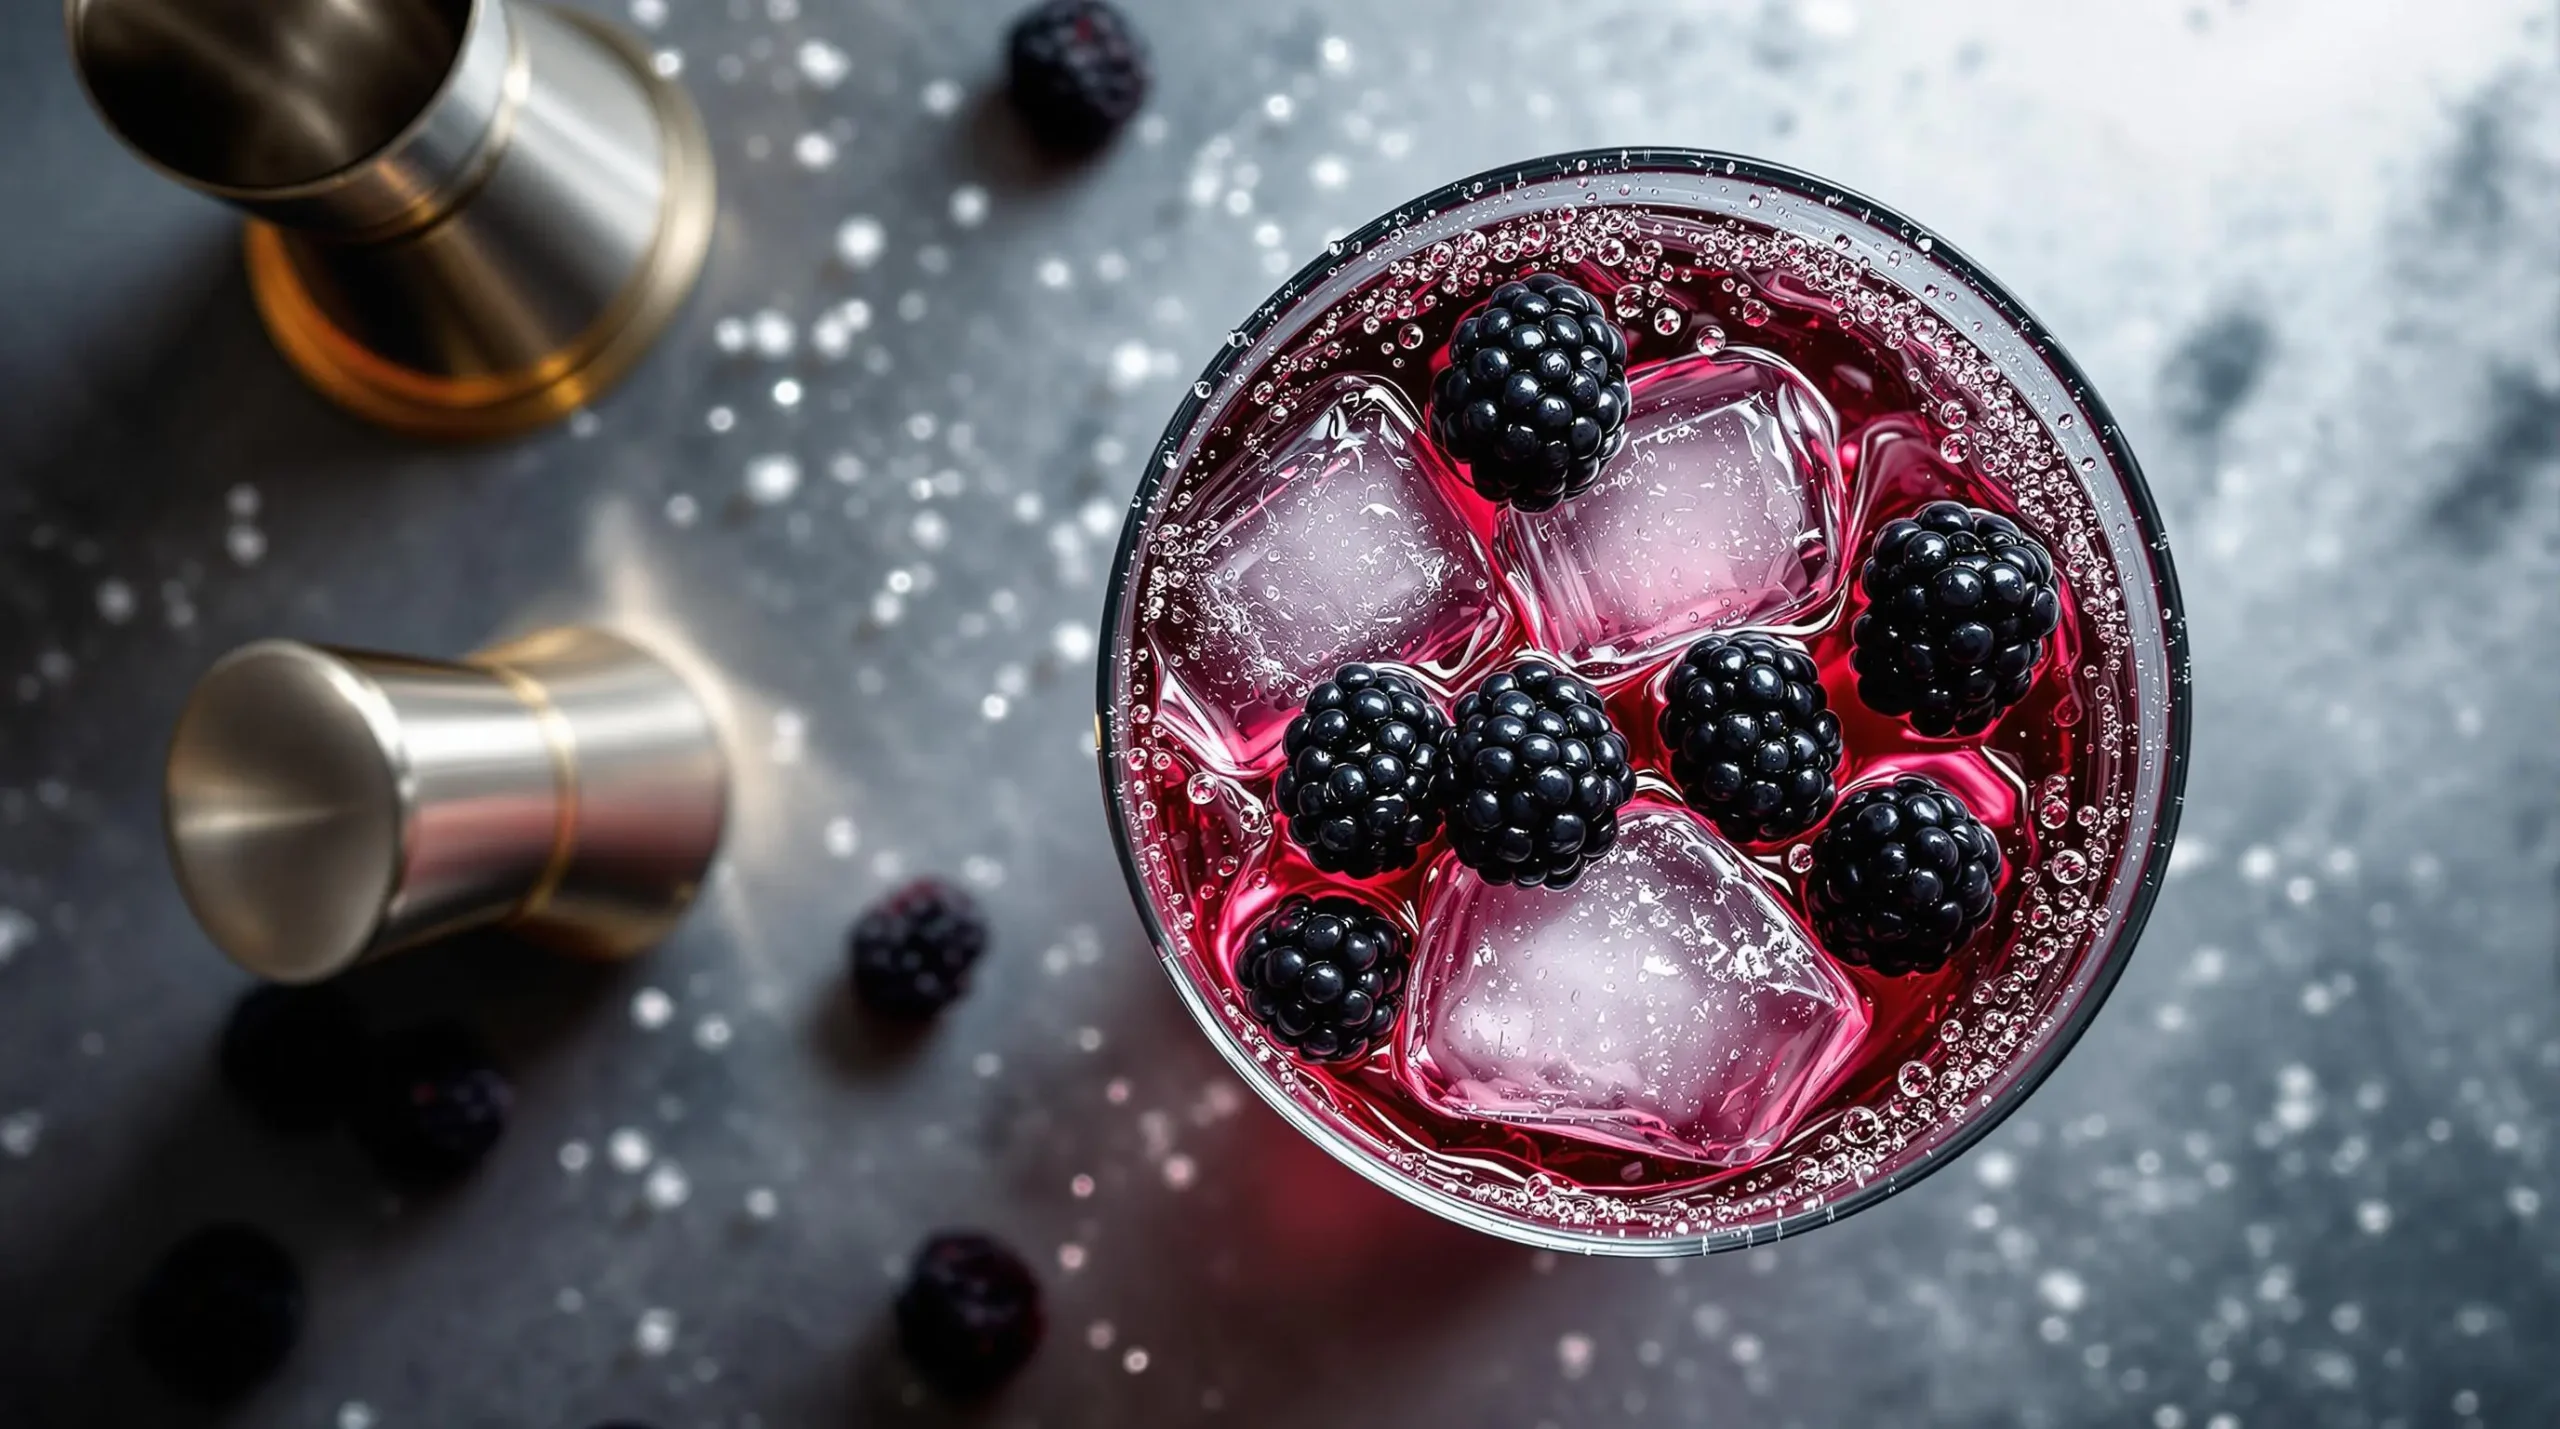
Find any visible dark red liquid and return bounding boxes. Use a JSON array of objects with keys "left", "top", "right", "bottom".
[{"left": 1110, "top": 195, "right": 2143, "bottom": 1231}]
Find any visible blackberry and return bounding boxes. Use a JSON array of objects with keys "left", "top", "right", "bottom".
[
  {"left": 1659, "top": 633, "right": 1845, "bottom": 842},
  {"left": 1428, "top": 273, "right": 1632, "bottom": 510},
  {"left": 1005, "top": 0, "right": 1148, "bottom": 155},
  {"left": 348, "top": 1021, "right": 511, "bottom": 1187},
  {"left": 219, "top": 982, "right": 368, "bottom": 1132},
  {"left": 132, "top": 1224, "right": 303, "bottom": 1403},
  {"left": 1234, "top": 895, "right": 1408, "bottom": 1064},
  {"left": 1806, "top": 775, "right": 2003, "bottom": 976},
  {"left": 896, "top": 1232, "right": 1044, "bottom": 1397},
  {"left": 1850, "top": 501, "right": 2061, "bottom": 736},
  {"left": 849, "top": 880, "right": 989, "bottom": 1019},
  {"left": 1275, "top": 664, "right": 1452, "bottom": 878},
  {"left": 1443, "top": 659, "right": 1635, "bottom": 887}
]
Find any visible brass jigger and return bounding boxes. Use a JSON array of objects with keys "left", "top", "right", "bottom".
[
  {"left": 67, "top": 0, "right": 716, "bottom": 439},
  {"left": 165, "top": 628, "right": 729, "bottom": 983}
]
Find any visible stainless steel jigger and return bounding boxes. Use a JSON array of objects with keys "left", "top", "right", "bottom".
[
  {"left": 67, "top": 0, "right": 716, "bottom": 439},
  {"left": 165, "top": 628, "right": 729, "bottom": 983}
]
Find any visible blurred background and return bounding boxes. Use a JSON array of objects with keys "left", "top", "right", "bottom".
[{"left": 1, "top": 1, "right": 2555, "bottom": 1425}]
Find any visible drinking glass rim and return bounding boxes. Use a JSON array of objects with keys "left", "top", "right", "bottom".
[{"left": 1094, "top": 146, "right": 2193, "bottom": 1255}]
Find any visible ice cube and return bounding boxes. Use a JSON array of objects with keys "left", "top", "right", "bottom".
[
  {"left": 1149, "top": 375, "right": 1511, "bottom": 772},
  {"left": 1399, "top": 805, "right": 1867, "bottom": 1167},
  {"left": 1500, "top": 350, "right": 1846, "bottom": 674}
]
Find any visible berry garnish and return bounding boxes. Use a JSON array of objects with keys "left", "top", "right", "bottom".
[
  {"left": 1806, "top": 774, "right": 2003, "bottom": 976},
  {"left": 1004, "top": 0, "right": 1149, "bottom": 155},
  {"left": 219, "top": 982, "right": 368, "bottom": 1132},
  {"left": 1275, "top": 663, "right": 1452, "bottom": 878},
  {"left": 1234, "top": 895, "right": 1409, "bottom": 1064},
  {"left": 1442, "top": 658, "right": 1635, "bottom": 887},
  {"left": 897, "top": 1232, "right": 1044, "bottom": 1397},
  {"left": 1850, "top": 500, "right": 2061, "bottom": 736},
  {"left": 1428, "top": 273, "right": 1631, "bottom": 511},
  {"left": 1658, "top": 633, "right": 1844, "bottom": 842},
  {"left": 849, "top": 879, "right": 990, "bottom": 1019},
  {"left": 348, "top": 1021, "right": 512, "bottom": 1187},
  {"left": 132, "top": 1224, "right": 303, "bottom": 1403}
]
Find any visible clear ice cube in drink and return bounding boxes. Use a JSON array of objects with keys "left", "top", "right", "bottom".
[
  {"left": 1500, "top": 349, "right": 1846, "bottom": 674},
  {"left": 1147, "top": 375, "right": 1510, "bottom": 773},
  {"left": 1399, "top": 805, "right": 1868, "bottom": 1167}
]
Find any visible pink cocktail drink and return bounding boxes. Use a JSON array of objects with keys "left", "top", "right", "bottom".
[{"left": 1101, "top": 152, "right": 2187, "bottom": 1251}]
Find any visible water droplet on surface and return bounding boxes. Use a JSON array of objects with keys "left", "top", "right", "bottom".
[{"left": 834, "top": 215, "right": 886, "bottom": 268}]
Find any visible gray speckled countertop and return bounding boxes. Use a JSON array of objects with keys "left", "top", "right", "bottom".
[{"left": 3, "top": 2, "right": 2556, "bottom": 1426}]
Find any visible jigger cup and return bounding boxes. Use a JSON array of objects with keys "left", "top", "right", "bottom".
[
  {"left": 165, "top": 627, "right": 729, "bottom": 983},
  {"left": 67, "top": 0, "right": 715, "bottom": 439}
]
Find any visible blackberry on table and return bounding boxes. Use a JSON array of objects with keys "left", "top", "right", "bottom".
[
  {"left": 1443, "top": 659, "right": 1635, "bottom": 888},
  {"left": 849, "top": 879, "right": 990, "bottom": 1019},
  {"left": 132, "top": 1223, "right": 303, "bottom": 1403},
  {"left": 1428, "top": 273, "right": 1632, "bottom": 511},
  {"left": 897, "top": 1232, "right": 1044, "bottom": 1397},
  {"left": 1659, "top": 633, "right": 1845, "bottom": 843},
  {"left": 1005, "top": 0, "right": 1149, "bottom": 155},
  {"left": 1850, "top": 500, "right": 2061, "bottom": 736},
  {"left": 219, "top": 982, "right": 368, "bottom": 1132},
  {"left": 1806, "top": 774, "right": 2003, "bottom": 976},
  {"left": 348, "top": 1021, "right": 512, "bottom": 1188},
  {"left": 1234, "top": 895, "right": 1409, "bottom": 1064},
  {"left": 1275, "top": 663, "right": 1451, "bottom": 878}
]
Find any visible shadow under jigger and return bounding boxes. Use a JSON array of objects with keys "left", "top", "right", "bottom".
[
  {"left": 67, "top": 0, "right": 715, "bottom": 439},
  {"left": 166, "top": 628, "right": 729, "bottom": 983}
]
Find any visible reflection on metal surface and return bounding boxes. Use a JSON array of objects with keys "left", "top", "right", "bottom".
[
  {"left": 165, "top": 627, "right": 729, "bottom": 983},
  {"left": 66, "top": 0, "right": 714, "bottom": 438}
]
